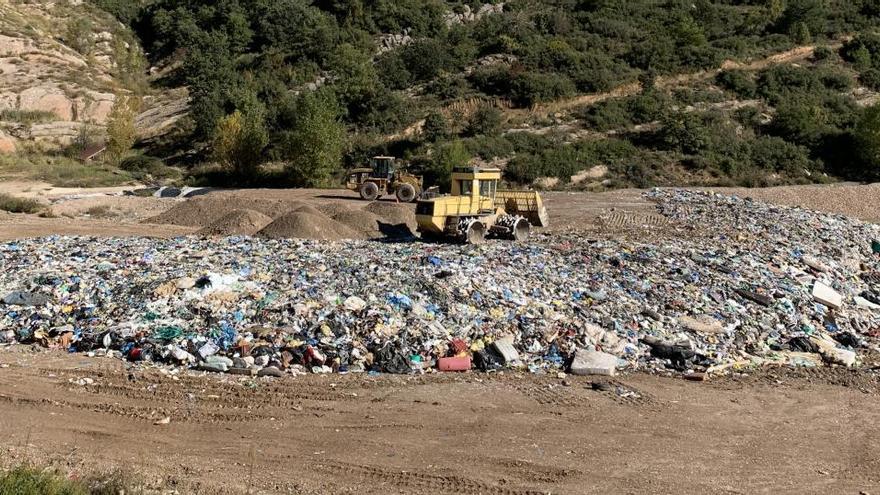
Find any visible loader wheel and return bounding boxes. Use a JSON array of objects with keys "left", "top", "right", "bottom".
[
  {"left": 396, "top": 183, "right": 417, "bottom": 202},
  {"left": 466, "top": 221, "right": 486, "bottom": 245},
  {"left": 511, "top": 217, "right": 530, "bottom": 241},
  {"left": 359, "top": 182, "right": 379, "bottom": 201}
]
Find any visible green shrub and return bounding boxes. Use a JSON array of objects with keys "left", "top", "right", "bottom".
[
  {"left": 732, "top": 106, "right": 764, "bottom": 129},
  {"left": 768, "top": 98, "right": 831, "bottom": 147},
  {"left": 505, "top": 154, "right": 542, "bottom": 184},
  {"left": 464, "top": 135, "right": 515, "bottom": 160},
  {"left": 65, "top": 17, "right": 94, "bottom": 55},
  {"left": 621, "top": 162, "right": 655, "bottom": 188},
  {"left": 376, "top": 52, "right": 412, "bottom": 91},
  {"left": 425, "top": 75, "right": 468, "bottom": 101},
  {"left": 0, "top": 466, "right": 88, "bottom": 495},
  {"left": 463, "top": 106, "right": 503, "bottom": 137},
  {"left": 813, "top": 46, "right": 836, "bottom": 62},
  {"left": 581, "top": 99, "right": 634, "bottom": 131},
  {"left": 757, "top": 65, "right": 823, "bottom": 104},
  {"left": 422, "top": 111, "right": 449, "bottom": 142},
  {"left": 853, "top": 104, "right": 880, "bottom": 182},
  {"left": 816, "top": 67, "right": 854, "bottom": 91},
  {"left": 659, "top": 111, "right": 710, "bottom": 154},
  {"left": 504, "top": 132, "right": 553, "bottom": 156},
  {"left": 424, "top": 140, "right": 469, "bottom": 191},
  {"left": 716, "top": 69, "right": 757, "bottom": 98},
  {"left": 841, "top": 33, "right": 880, "bottom": 69},
  {"left": 88, "top": 0, "right": 142, "bottom": 23},
  {"left": 568, "top": 50, "right": 632, "bottom": 93},
  {"left": 119, "top": 155, "right": 162, "bottom": 172},
  {"left": 860, "top": 68, "right": 880, "bottom": 91},
  {"left": 119, "top": 155, "right": 181, "bottom": 180},
  {"left": 509, "top": 72, "right": 576, "bottom": 107},
  {"left": 749, "top": 136, "right": 816, "bottom": 175},
  {"left": 0, "top": 193, "right": 42, "bottom": 214},
  {"left": 401, "top": 39, "right": 451, "bottom": 82}
]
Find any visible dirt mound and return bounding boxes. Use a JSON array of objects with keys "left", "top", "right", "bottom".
[
  {"left": 146, "top": 193, "right": 417, "bottom": 240},
  {"left": 363, "top": 202, "right": 417, "bottom": 230},
  {"left": 196, "top": 209, "right": 273, "bottom": 237},
  {"left": 316, "top": 202, "right": 353, "bottom": 218},
  {"left": 257, "top": 210, "right": 360, "bottom": 240},
  {"left": 330, "top": 209, "right": 385, "bottom": 238},
  {"left": 293, "top": 204, "right": 325, "bottom": 217},
  {"left": 146, "top": 197, "right": 299, "bottom": 227}
]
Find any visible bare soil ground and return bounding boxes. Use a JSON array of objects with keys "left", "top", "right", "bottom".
[
  {"left": 2, "top": 181, "right": 880, "bottom": 493},
  {"left": 1, "top": 346, "right": 879, "bottom": 495}
]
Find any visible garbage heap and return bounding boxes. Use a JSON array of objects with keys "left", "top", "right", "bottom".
[{"left": 1, "top": 190, "right": 879, "bottom": 377}]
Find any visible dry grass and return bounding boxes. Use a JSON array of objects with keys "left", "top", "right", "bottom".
[
  {"left": 0, "top": 193, "right": 42, "bottom": 213},
  {"left": 0, "top": 153, "right": 133, "bottom": 187}
]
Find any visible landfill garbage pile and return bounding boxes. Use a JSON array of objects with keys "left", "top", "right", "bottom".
[{"left": 1, "top": 189, "right": 879, "bottom": 377}]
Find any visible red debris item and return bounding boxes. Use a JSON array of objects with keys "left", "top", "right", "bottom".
[
  {"left": 450, "top": 338, "right": 468, "bottom": 355},
  {"left": 304, "top": 346, "right": 326, "bottom": 366},
  {"left": 236, "top": 339, "right": 252, "bottom": 356},
  {"left": 438, "top": 356, "right": 471, "bottom": 372}
]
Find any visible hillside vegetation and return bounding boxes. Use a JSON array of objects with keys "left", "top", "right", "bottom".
[{"left": 86, "top": 0, "right": 880, "bottom": 189}]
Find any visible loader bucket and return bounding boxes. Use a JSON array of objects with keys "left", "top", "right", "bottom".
[{"left": 495, "top": 190, "right": 550, "bottom": 227}]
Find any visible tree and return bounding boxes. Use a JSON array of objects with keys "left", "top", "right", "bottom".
[
  {"left": 854, "top": 105, "right": 880, "bottom": 181},
  {"left": 328, "top": 43, "right": 381, "bottom": 120},
  {"left": 768, "top": 98, "right": 831, "bottom": 148},
  {"left": 105, "top": 95, "right": 140, "bottom": 164},
  {"left": 775, "top": 0, "right": 828, "bottom": 38},
  {"left": 464, "top": 106, "right": 503, "bottom": 137},
  {"left": 422, "top": 111, "right": 449, "bottom": 142},
  {"left": 660, "top": 111, "right": 709, "bottom": 154},
  {"left": 281, "top": 91, "right": 345, "bottom": 187},
  {"left": 749, "top": 136, "right": 815, "bottom": 175},
  {"left": 256, "top": 0, "right": 338, "bottom": 61},
  {"left": 426, "top": 140, "right": 469, "bottom": 191},
  {"left": 211, "top": 109, "right": 268, "bottom": 178},
  {"left": 861, "top": 69, "right": 880, "bottom": 91},
  {"left": 401, "top": 39, "right": 451, "bottom": 82},
  {"left": 183, "top": 30, "right": 240, "bottom": 138}
]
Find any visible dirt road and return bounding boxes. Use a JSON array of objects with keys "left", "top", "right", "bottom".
[{"left": 1, "top": 346, "right": 878, "bottom": 494}]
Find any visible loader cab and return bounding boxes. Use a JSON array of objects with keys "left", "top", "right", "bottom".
[{"left": 371, "top": 156, "right": 396, "bottom": 180}]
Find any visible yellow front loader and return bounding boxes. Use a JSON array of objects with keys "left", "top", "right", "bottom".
[{"left": 415, "top": 167, "right": 549, "bottom": 244}]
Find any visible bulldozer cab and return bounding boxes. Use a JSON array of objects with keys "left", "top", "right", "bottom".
[
  {"left": 371, "top": 156, "right": 395, "bottom": 180},
  {"left": 452, "top": 167, "right": 500, "bottom": 207}
]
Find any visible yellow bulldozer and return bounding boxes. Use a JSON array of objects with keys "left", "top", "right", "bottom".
[
  {"left": 345, "top": 156, "right": 424, "bottom": 202},
  {"left": 415, "top": 167, "right": 549, "bottom": 244}
]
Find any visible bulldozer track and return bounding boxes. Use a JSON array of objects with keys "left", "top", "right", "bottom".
[
  {"left": 312, "top": 459, "right": 547, "bottom": 495},
  {"left": 508, "top": 382, "right": 587, "bottom": 407},
  {"left": 488, "top": 457, "right": 582, "bottom": 484},
  {"left": 599, "top": 212, "right": 669, "bottom": 230}
]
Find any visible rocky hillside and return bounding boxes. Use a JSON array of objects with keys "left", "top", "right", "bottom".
[
  {"left": 0, "top": 0, "right": 146, "bottom": 152},
  {"left": 5, "top": 0, "right": 880, "bottom": 192}
]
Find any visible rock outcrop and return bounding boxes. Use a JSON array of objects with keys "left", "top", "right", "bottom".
[{"left": 0, "top": 1, "right": 146, "bottom": 152}]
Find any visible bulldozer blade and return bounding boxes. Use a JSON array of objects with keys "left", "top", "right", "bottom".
[
  {"left": 495, "top": 190, "right": 550, "bottom": 227},
  {"left": 523, "top": 206, "right": 550, "bottom": 228}
]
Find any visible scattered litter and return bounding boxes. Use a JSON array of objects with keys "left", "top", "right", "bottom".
[{"left": 0, "top": 190, "right": 878, "bottom": 378}]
